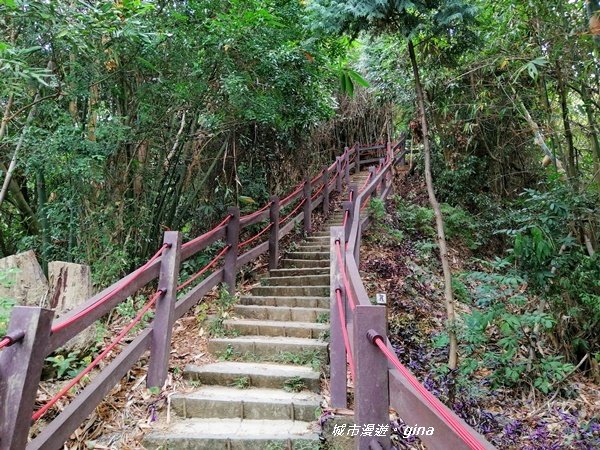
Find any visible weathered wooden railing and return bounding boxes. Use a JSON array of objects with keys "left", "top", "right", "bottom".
[
  {"left": 0, "top": 142, "right": 379, "bottom": 450},
  {"left": 329, "top": 140, "right": 496, "bottom": 450}
]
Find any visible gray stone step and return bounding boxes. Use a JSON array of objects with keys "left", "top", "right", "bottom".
[
  {"left": 208, "top": 336, "right": 327, "bottom": 359},
  {"left": 184, "top": 361, "right": 321, "bottom": 392},
  {"left": 171, "top": 386, "right": 321, "bottom": 421},
  {"left": 313, "top": 231, "right": 333, "bottom": 237},
  {"left": 286, "top": 251, "right": 330, "bottom": 260},
  {"left": 269, "top": 267, "right": 329, "bottom": 277},
  {"left": 263, "top": 274, "right": 330, "bottom": 286},
  {"left": 224, "top": 318, "right": 328, "bottom": 338},
  {"left": 297, "top": 245, "right": 330, "bottom": 252},
  {"left": 282, "top": 258, "right": 330, "bottom": 268},
  {"left": 234, "top": 305, "right": 328, "bottom": 322},
  {"left": 250, "top": 285, "right": 329, "bottom": 297},
  {"left": 143, "top": 418, "right": 319, "bottom": 450},
  {"left": 240, "top": 295, "right": 329, "bottom": 309}
]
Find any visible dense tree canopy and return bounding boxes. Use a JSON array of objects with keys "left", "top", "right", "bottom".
[{"left": 1, "top": 1, "right": 599, "bottom": 446}]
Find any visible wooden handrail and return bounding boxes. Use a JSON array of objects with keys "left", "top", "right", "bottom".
[
  {"left": 0, "top": 143, "right": 355, "bottom": 450},
  {"left": 329, "top": 138, "right": 496, "bottom": 450}
]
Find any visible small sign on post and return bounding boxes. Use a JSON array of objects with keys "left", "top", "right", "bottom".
[{"left": 376, "top": 293, "right": 387, "bottom": 305}]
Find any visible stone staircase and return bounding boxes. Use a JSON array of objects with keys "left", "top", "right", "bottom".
[{"left": 144, "top": 172, "right": 370, "bottom": 450}]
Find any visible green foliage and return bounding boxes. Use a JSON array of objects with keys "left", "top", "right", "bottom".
[
  {"left": 455, "top": 265, "right": 575, "bottom": 393},
  {"left": 275, "top": 350, "right": 323, "bottom": 371},
  {"left": 283, "top": 376, "right": 306, "bottom": 392},
  {"left": 0, "top": 269, "right": 17, "bottom": 336},
  {"left": 230, "top": 376, "right": 250, "bottom": 389},
  {"left": 207, "top": 285, "right": 239, "bottom": 337},
  {"left": 45, "top": 350, "right": 93, "bottom": 380},
  {"left": 390, "top": 196, "right": 480, "bottom": 247},
  {"left": 367, "top": 197, "right": 404, "bottom": 245}
]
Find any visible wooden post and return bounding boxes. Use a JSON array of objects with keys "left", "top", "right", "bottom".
[
  {"left": 386, "top": 141, "right": 392, "bottom": 163},
  {"left": 303, "top": 177, "right": 312, "bottom": 235},
  {"left": 268, "top": 196, "right": 280, "bottom": 270},
  {"left": 336, "top": 157, "right": 343, "bottom": 193},
  {"left": 0, "top": 306, "right": 54, "bottom": 450},
  {"left": 353, "top": 305, "right": 390, "bottom": 450},
  {"left": 147, "top": 231, "right": 181, "bottom": 388},
  {"left": 380, "top": 158, "right": 387, "bottom": 197},
  {"left": 342, "top": 200, "right": 353, "bottom": 244},
  {"left": 369, "top": 165, "right": 383, "bottom": 200},
  {"left": 330, "top": 226, "right": 347, "bottom": 408},
  {"left": 344, "top": 148, "right": 350, "bottom": 187},
  {"left": 356, "top": 144, "right": 361, "bottom": 174},
  {"left": 322, "top": 165, "right": 330, "bottom": 214},
  {"left": 224, "top": 206, "right": 240, "bottom": 295}
]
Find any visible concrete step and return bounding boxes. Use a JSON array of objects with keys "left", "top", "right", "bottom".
[
  {"left": 269, "top": 267, "right": 329, "bottom": 277},
  {"left": 208, "top": 336, "right": 327, "bottom": 359},
  {"left": 143, "top": 418, "right": 319, "bottom": 450},
  {"left": 263, "top": 274, "right": 330, "bottom": 286},
  {"left": 171, "top": 386, "right": 322, "bottom": 421},
  {"left": 184, "top": 361, "right": 321, "bottom": 393},
  {"left": 281, "top": 258, "right": 329, "bottom": 269},
  {"left": 296, "top": 245, "right": 330, "bottom": 252},
  {"left": 240, "top": 296, "right": 329, "bottom": 309},
  {"left": 250, "top": 285, "right": 329, "bottom": 297},
  {"left": 224, "top": 319, "right": 328, "bottom": 338},
  {"left": 312, "top": 231, "right": 333, "bottom": 237},
  {"left": 233, "top": 305, "right": 329, "bottom": 322},
  {"left": 286, "top": 251, "right": 330, "bottom": 260}
]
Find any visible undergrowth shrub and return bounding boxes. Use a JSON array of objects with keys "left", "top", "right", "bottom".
[
  {"left": 389, "top": 195, "right": 481, "bottom": 248},
  {"left": 442, "top": 259, "right": 575, "bottom": 394},
  {"left": 0, "top": 269, "right": 18, "bottom": 336}
]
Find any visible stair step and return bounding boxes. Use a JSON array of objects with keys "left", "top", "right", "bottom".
[
  {"left": 143, "top": 418, "right": 319, "bottom": 450},
  {"left": 287, "top": 251, "right": 330, "bottom": 260},
  {"left": 171, "top": 386, "right": 321, "bottom": 421},
  {"left": 184, "top": 361, "right": 320, "bottom": 392},
  {"left": 240, "top": 296, "right": 329, "bottom": 308},
  {"left": 297, "top": 245, "right": 330, "bottom": 252},
  {"left": 233, "top": 305, "right": 329, "bottom": 322},
  {"left": 208, "top": 336, "right": 327, "bottom": 359},
  {"left": 281, "top": 258, "right": 330, "bottom": 268},
  {"left": 304, "top": 235, "right": 332, "bottom": 242},
  {"left": 250, "top": 285, "right": 329, "bottom": 297},
  {"left": 224, "top": 319, "right": 328, "bottom": 338},
  {"left": 269, "top": 267, "right": 329, "bottom": 277},
  {"left": 263, "top": 274, "right": 330, "bottom": 286}
]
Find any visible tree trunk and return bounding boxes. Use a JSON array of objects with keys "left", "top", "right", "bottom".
[
  {"left": 408, "top": 39, "right": 458, "bottom": 371},
  {"left": 556, "top": 66, "right": 577, "bottom": 179},
  {"left": 580, "top": 83, "right": 600, "bottom": 188},
  {"left": 0, "top": 93, "right": 41, "bottom": 208}
]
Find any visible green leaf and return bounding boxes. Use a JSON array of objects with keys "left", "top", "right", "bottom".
[{"left": 347, "top": 69, "right": 370, "bottom": 87}]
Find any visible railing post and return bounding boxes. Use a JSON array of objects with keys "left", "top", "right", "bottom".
[
  {"left": 356, "top": 144, "right": 361, "bottom": 174},
  {"left": 368, "top": 166, "right": 376, "bottom": 197},
  {"left": 342, "top": 200, "right": 354, "bottom": 243},
  {"left": 336, "top": 157, "right": 343, "bottom": 193},
  {"left": 354, "top": 305, "right": 390, "bottom": 450},
  {"left": 224, "top": 206, "right": 240, "bottom": 295},
  {"left": 386, "top": 141, "right": 392, "bottom": 163},
  {"left": 330, "top": 226, "right": 347, "bottom": 408},
  {"left": 0, "top": 306, "right": 54, "bottom": 449},
  {"left": 268, "top": 196, "right": 280, "bottom": 270},
  {"left": 344, "top": 148, "right": 350, "bottom": 187},
  {"left": 379, "top": 158, "right": 387, "bottom": 197},
  {"left": 322, "top": 165, "right": 330, "bottom": 214},
  {"left": 303, "top": 177, "right": 312, "bottom": 234},
  {"left": 148, "top": 231, "right": 181, "bottom": 388}
]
